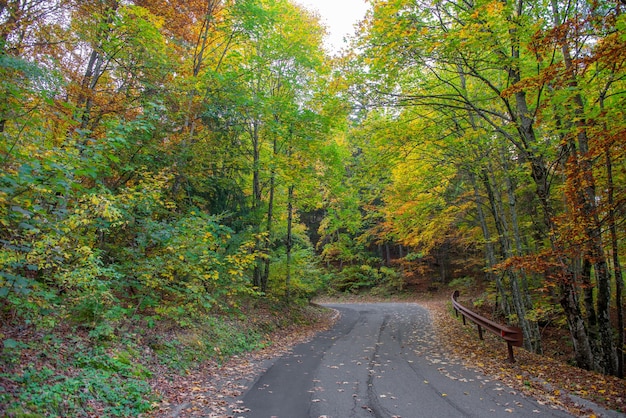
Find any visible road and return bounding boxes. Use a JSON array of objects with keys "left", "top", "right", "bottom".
[{"left": 238, "top": 303, "right": 572, "bottom": 418}]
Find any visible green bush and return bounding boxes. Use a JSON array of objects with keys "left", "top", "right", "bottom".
[
  {"left": 3, "top": 347, "right": 155, "bottom": 417},
  {"left": 447, "top": 276, "right": 475, "bottom": 290},
  {"left": 333, "top": 264, "right": 401, "bottom": 293},
  {"left": 268, "top": 247, "right": 329, "bottom": 303}
]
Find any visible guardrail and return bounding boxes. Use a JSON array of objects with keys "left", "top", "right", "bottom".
[{"left": 451, "top": 290, "right": 523, "bottom": 363}]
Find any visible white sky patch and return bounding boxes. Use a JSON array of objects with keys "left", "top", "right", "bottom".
[{"left": 294, "top": 0, "right": 370, "bottom": 54}]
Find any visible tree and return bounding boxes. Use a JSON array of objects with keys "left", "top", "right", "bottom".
[
  {"left": 204, "top": 0, "right": 327, "bottom": 293},
  {"left": 355, "top": 0, "right": 625, "bottom": 374}
]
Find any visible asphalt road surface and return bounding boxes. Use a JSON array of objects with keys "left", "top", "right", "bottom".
[{"left": 239, "top": 302, "right": 573, "bottom": 418}]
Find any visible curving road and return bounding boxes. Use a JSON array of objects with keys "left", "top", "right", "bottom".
[{"left": 239, "top": 303, "right": 572, "bottom": 418}]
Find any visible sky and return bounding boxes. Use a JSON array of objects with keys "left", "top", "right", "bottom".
[{"left": 293, "top": 0, "right": 371, "bottom": 54}]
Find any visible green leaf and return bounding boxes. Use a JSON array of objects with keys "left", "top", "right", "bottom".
[{"left": 3, "top": 339, "right": 19, "bottom": 349}]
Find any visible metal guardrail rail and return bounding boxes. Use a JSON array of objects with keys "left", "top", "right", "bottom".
[{"left": 451, "top": 290, "right": 523, "bottom": 363}]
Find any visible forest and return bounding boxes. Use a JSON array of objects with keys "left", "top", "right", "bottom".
[{"left": 1, "top": 0, "right": 625, "bottom": 415}]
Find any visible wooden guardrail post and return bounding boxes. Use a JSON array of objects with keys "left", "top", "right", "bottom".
[{"left": 451, "top": 291, "right": 523, "bottom": 363}]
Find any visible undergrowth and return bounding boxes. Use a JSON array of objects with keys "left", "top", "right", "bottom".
[
  {"left": 1, "top": 340, "right": 155, "bottom": 417},
  {"left": 0, "top": 301, "right": 312, "bottom": 417}
]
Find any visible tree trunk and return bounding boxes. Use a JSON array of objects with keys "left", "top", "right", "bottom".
[
  {"left": 481, "top": 166, "right": 540, "bottom": 353},
  {"left": 192, "top": 0, "right": 221, "bottom": 78},
  {"left": 600, "top": 83, "right": 624, "bottom": 379},
  {"left": 75, "top": 1, "right": 119, "bottom": 134},
  {"left": 499, "top": 146, "right": 542, "bottom": 353},
  {"left": 580, "top": 257, "right": 597, "bottom": 334},
  {"left": 385, "top": 243, "right": 391, "bottom": 267},
  {"left": 260, "top": 136, "right": 278, "bottom": 294},
  {"left": 469, "top": 170, "right": 511, "bottom": 318},
  {"left": 606, "top": 146, "right": 624, "bottom": 378},
  {"left": 286, "top": 184, "right": 294, "bottom": 304},
  {"left": 560, "top": 281, "right": 595, "bottom": 370},
  {"left": 251, "top": 119, "right": 263, "bottom": 290}
]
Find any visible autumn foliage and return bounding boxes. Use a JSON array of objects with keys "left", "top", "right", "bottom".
[
  {"left": 349, "top": 0, "right": 626, "bottom": 378},
  {"left": 0, "top": 0, "right": 624, "bottom": 414}
]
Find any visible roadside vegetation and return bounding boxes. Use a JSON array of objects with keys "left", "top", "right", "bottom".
[
  {"left": 1, "top": 0, "right": 624, "bottom": 416},
  {"left": 1, "top": 297, "right": 330, "bottom": 417}
]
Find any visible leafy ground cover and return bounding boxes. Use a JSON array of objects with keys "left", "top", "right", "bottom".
[
  {"left": 0, "top": 301, "right": 336, "bottom": 417},
  {"left": 0, "top": 323, "right": 157, "bottom": 417}
]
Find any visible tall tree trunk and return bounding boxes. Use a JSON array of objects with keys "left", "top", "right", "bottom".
[
  {"left": 601, "top": 83, "right": 624, "bottom": 377},
  {"left": 499, "top": 146, "right": 542, "bottom": 353},
  {"left": 457, "top": 60, "right": 519, "bottom": 324},
  {"left": 481, "top": 165, "right": 540, "bottom": 352},
  {"left": 78, "top": 49, "right": 104, "bottom": 131},
  {"left": 457, "top": 65, "right": 513, "bottom": 319},
  {"left": 260, "top": 136, "right": 278, "bottom": 294},
  {"left": 469, "top": 170, "right": 511, "bottom": 318},
  {"left": 285, "top": 184, "right": 294, "bottom": 304},
  {"left": 251, "top": 119, "right": 263, "bottom": 290},
  {"left": 385, "top": 243, "right": 391, "bottom": 267},
  {"left": 606, "top": 146, "right": 624, "bottom": 378}
]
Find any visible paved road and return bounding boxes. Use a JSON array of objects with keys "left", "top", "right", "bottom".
[{"left": 239, "top": 303, "right": 572, "bottom": 418}]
